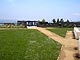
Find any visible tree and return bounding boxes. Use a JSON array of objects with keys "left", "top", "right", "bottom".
[
  {"left": 60, "top": 18, "right": 64, "bottom": 27},
  {"left": 60, "top": 18, "right": 64, "bottom": 23},
  {"left": 66, "top": 19, "right": 69, "bottom": 23},
  {"left": 66, "top": 19, "right": 70, "bottom": 27},
  {"left": 52, "top": 19, "right": 56, "bottom": 23},
  {"left": 42, "top": 19, "right": 45, "bottom": 23},
  {"left": 42, "top": 18, "right": 46, "bottom": 25},
  {"left": 66, "top": 19, "right": 70, "bottom": 25},
  {"left": 57, "top": 18, "right": 59, "bottom": 23}
]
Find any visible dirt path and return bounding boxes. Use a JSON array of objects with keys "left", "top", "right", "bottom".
[
  {"left": 33, "top": 27, "right": 78, "bottom": 60},
  {"left": 65, "top": 31, "right": 73, "bottom": 39}
]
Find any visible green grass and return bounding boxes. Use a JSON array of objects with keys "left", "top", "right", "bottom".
[
  {"left": 47, "top": 28, "right": 73, "bottom": 37},
  {"left": 0, "top": 29, "right": 61, "bottom": 60}
]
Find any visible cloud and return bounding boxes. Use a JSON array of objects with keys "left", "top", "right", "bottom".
[{"left": 73, "top": 13, "right": 80, "bottom": 16}]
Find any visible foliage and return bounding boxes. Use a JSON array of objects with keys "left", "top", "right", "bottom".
[
  {"left": 60, "top": 18, "right": 64, "bottom": 23},
  {"left": 66, "top": 19, "right": 70, "bottom": 23},
  {"left": 57, "top": 18, "right": 59, "bottom": 24},
  {"left": 65, "top": 20, "right": 73, "bottom": 27},
  {"left": 42, "top": 18, "right": 45, "bottom": 24},
  {"left": 52, "top": 19, "right": 56, "bottom": 23},
  {"left": 59, "top": 19, "right": 64, "bottom": 27}
]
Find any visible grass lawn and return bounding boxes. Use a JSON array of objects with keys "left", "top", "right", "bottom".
[
  {"left": 0, "top": 29, "right": 61, "bottom": 60},
  {"left": 47, "top": 28, "right": 73, "bottom": 37}
]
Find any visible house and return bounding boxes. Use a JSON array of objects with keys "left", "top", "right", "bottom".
[{"left": 17, "top": 21, "right": 39, "bottom": 28}]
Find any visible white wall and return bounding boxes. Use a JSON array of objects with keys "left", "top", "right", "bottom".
[{"left": 74, "top": 27, "right": 80, "bottom": 39}]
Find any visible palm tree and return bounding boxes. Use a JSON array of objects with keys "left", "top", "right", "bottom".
[
  {"left": 57, "top": 18, "right": 59, "bottom": 24},
  {"left": 60, "top": 18, "right": 64, "bottom": 27},
  {"left": 60, "top": 18, "right": 64, "bottom": 23},
  {"left": 52, "top": 19, "right": 56, "bottom": 23}
]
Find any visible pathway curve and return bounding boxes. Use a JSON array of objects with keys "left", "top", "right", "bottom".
[{"left": 29, "top": 27, "right": 78, "bottom": 60}]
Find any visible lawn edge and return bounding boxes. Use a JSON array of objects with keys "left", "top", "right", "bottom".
[{"left": 57, "top": 45, "right": 63, "bottom": 60}]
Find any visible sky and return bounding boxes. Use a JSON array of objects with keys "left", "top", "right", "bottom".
[{"left": 0, "top": 0, "right": 80, "bottom": 22}]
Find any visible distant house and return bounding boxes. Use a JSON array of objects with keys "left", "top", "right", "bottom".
[
  {"left": 17, "top": 20, "right": 80, "bottom": 28},
  {"left": 37, "top": 22, "right": 48, "bottom": 27},
  {"left": 17, "top": 21, "right": 39, "bottom": 28}
]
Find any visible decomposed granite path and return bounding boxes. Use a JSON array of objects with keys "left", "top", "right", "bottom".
[
  {"left": 65, "top": 31, "right": 73, "bottom": 39},
  {"left": 29, "top": 27, "right": 78, "bottom": 60}
]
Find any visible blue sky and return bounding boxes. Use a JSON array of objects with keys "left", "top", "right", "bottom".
[{"left": 0, "top": 0, "right": 80, "bottom": 22}]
